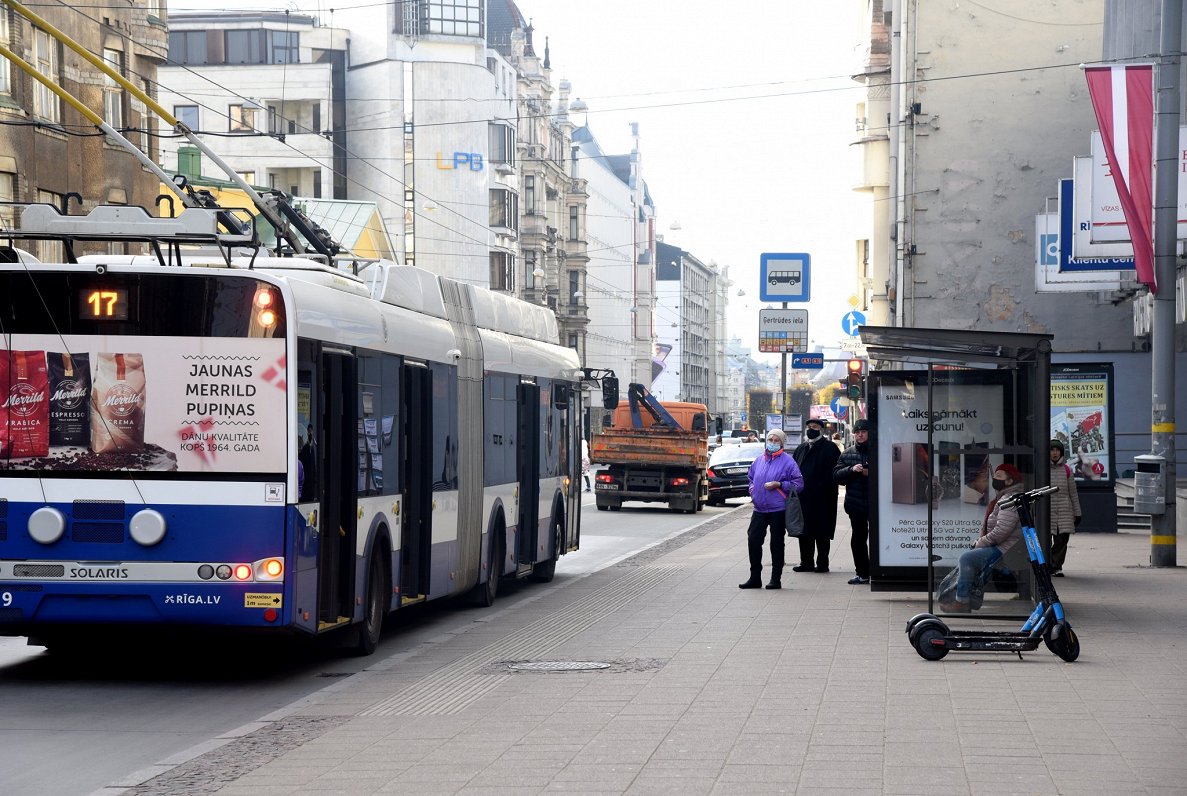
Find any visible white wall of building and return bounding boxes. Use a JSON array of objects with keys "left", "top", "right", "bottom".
[{"left": 577, "top": 140, "right": 635, "bottom": 381}]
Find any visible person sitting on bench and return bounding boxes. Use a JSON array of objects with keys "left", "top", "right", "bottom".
[{"left": 949, "top": 464, "right": 1025, "bottom": 612}]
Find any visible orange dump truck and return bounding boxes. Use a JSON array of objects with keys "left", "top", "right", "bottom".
[{"left": 590, "top": 384, "right": 710, "bottom": 513}]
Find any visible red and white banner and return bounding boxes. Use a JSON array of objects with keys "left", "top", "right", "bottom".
[{"left": 1084, "top": 64, "right": 1155, "bottom": 291}]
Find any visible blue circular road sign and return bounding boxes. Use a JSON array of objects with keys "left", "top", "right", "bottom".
[{"left": 841, "top": 310, "right": 866, "bottom": 337}]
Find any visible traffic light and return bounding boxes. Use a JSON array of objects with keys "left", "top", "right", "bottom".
[{"left": 846, "top": 358, "right": 865, "bottom": 401}]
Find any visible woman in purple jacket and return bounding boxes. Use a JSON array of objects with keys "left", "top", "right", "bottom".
[{"left": 740, "top": 428, "right": 805, "bottom": 590}]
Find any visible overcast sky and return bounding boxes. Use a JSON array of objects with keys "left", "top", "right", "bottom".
[
  {"left": 519, "top": 1, "right": 867, "bottom": 363},
  {"left": 168, "top": 0, "right": 868, "bottom": 363}
]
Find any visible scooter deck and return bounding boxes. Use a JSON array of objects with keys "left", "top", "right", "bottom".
[{"left": 930, "top": 631, "right": 1042, "bottom": 653}]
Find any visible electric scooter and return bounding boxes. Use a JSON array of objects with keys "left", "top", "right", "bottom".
[{"left": 905, "top": 484, "right": 1081, "bottom": 662}]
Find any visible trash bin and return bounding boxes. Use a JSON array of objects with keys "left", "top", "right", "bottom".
[{"left": 1133, "top": 454, "right": 1166, "bottom": 515}]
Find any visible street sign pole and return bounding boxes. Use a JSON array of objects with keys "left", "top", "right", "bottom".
[{"left": 781, "top": 301, "right": 790, "bottom": 416}]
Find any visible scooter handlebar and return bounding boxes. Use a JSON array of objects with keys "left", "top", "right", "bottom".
[{"left": 997, "top": 484, "right": 1058, "bottom": 510}]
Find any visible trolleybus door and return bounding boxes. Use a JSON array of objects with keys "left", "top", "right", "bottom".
[
  {"left": 516, "top": 381, "right": 541, "bottom": 573},
  {"left": 399, "top": 361, "right": 432, "bottom": 603},
  {"left": 317, "top": 348, "right": 358, "bottom": 627}
]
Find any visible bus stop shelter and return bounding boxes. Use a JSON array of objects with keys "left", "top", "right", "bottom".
[{"left": 857, "top": 326, "right": 1053, "bottom": 620}]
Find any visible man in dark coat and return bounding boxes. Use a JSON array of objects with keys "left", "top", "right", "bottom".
[
  {"left": 833, "top": 418, "right": 872, "bottom": 584},
  {"left": 791, "top": 417, "right": 841, "bottom": 572}
]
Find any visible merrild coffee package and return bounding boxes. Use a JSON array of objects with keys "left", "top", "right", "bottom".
[
  {"left": 91, "top": 353, "right": 146, "bottom": 454},
  {"left": 48, "top": 352, "right": 91, "bottom": 448},
  {"left": 0, "top": 350, "right": 50, "bottom": 459}
]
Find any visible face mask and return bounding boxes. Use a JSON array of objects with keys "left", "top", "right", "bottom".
[
  {"left": 765, "top": 441, "right": 781, "bottom": 453},
  {"left": 992, "top": 478, "right": 1008, "bottom": 490},
  {"left": 806, "top": 429, "right": 821, "bottom": 440}
]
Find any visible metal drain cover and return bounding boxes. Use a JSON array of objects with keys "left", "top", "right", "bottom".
[{"left": 507, "top": 660, "right": 611, "bottom": 672}]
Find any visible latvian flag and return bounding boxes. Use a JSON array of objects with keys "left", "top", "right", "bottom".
[{"left": 1084, "top": 64, "right": 1155, "bottom": 291}]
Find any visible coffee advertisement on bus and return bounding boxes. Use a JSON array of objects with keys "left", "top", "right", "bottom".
[{"left": 1, "top": 335, "right": 286, "bottom": 473}]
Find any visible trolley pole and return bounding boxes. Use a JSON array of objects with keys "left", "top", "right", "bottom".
[{"left": 1150, "top": 0, "right": 1180, "bottom": 567}]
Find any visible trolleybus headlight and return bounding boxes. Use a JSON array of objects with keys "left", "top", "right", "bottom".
[
  {"left": 254, "top": 558, "right": 284, "bottom": 580},
  {"left": 129, "top": 509, "right": 167, "bottom": 546},
  {"left": 28, "top": 507, "right": 66, "bottom": 544},
  {"left": 233, "top": 564, "right": 253, "bottom": 581},
  {"left": 215, "top": 565, "right": 233, "bottom": 580}
]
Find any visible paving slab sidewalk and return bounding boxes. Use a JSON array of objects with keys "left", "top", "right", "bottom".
[{"left": 109, "top": 509, "right": 1187, "bottom": 796}]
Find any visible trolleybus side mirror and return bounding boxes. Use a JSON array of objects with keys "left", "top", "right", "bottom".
[{"left": 601, "top": 377, "right": 619, "bottom": 410}]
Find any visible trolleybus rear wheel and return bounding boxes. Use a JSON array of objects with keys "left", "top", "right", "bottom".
[
  {"left": 531, "top": 515, "right": 562, "bottom": 582},
  {"left": 354, "top": 548, "right": 390, "bottom": 656}
]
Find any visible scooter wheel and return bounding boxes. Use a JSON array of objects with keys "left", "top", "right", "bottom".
[
  {"left": 911, "top": 624, "right": 949, "bottom": 661},
  {"left": 1046, "top": 621, "right": 1080, "bottom": 662}
]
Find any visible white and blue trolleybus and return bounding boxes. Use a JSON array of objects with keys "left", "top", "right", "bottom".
[{"left": 0, "top": 205, "right": 583, "bottom": 654}]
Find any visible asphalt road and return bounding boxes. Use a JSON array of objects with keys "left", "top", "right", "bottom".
[{"left": 0, "top": 495, "right": 748, "bottom": 796}]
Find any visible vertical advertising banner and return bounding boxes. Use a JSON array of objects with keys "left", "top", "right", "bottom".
[
  {"left": 874, "top": 375, "right": 1007, "bottom": 570},
  {"left": 1050, "top": 365, "right": 1112, "bottom": 484}
]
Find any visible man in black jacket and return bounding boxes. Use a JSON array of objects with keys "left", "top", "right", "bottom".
[
  {"left": 833, "top": 418, "right": 872, "bottom": 584},
  {"left": 791, "top": 417, "right": 841, "bottom": 573}
]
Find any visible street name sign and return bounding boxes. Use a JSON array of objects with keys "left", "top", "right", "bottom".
[{"left": 759, "top": 309, "right": 808, "bottom": 353}]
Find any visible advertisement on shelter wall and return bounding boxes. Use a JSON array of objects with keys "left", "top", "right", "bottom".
[
  {"left": 874, "top": 375, "right": 1007, "bottom": 570},
  {"left": 1, "top": 335, "right": 287, "bottom": 473},
  {"left": 1050, "top": 365, "right": 1112, "bottom": 485}
]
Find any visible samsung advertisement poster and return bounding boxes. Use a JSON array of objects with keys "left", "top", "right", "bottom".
[{"left": 869, "top": 369, "right": 1029, "bottom": 591}]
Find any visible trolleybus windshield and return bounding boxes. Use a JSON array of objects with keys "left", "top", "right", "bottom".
[{"left": 0, "top": 272, "right": 288, "bottom": 475}]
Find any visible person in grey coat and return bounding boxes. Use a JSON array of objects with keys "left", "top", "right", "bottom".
[{"left": 1048, "top": 439, "right": 1081, "bottom": 576}]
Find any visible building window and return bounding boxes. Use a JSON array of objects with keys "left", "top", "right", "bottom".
[
  {"left": 312, "top": 102, "right": 321, "bottom": 135},
  {"left": 313, "top": 168, "right": 322, "bottom": 199},
  {"left": 236, "top": 171, "right": 256, "bottom": 185},
  {"left": 267, "top": 105, "right": 295, "bottom": 136},
  {"left": 488, "top": 122, "right": 514, "bottom": 166},
  {"left": 0, "top": 172, "right": 15, "bottom": 231},
  {"left": 33, "top": 28, "right": 60, "bottom": 124},
  {"left": 489, "top": 251, "right": 514, "bottom": 291},
  {"left": 167, "top": 30, "right": 207, "bottom": 65},
  {"left": 525, "top": 250, "right": 538, "bottom": 289},
  {"left": 489, "top": 188, "right": 518, "bottom": 231},
  {"left": 229, "top": 104, "right": 259, "bottom": 133},
  {"left": 524, "top": 175, "right": 535, "bottom": 215},
  {"left": 102, "top": 49, "right": 124, "bottom": 132},
  {"left": 568, "top": 270, "right": 581, "bottom": 304},
  {"left": 0, "top": 13, "right": 10, "bottom": 95},
  {"left": 422, "top": 0, "right": 484, "bottom": 37},
  {"left": 569, "top": 206, "right": 579, "bottom": 241},
  {"left": 226, "top": 30, "right": 264, "bottom": 64},
  {"left": 269, "top": 30, "right": 299, "bottom": 64},
  {"left": 568, "top": 333, "right": 578, "bottom": 350},
  {"left": 174, "top": 104, "right": 198, "bottom": 130}
]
